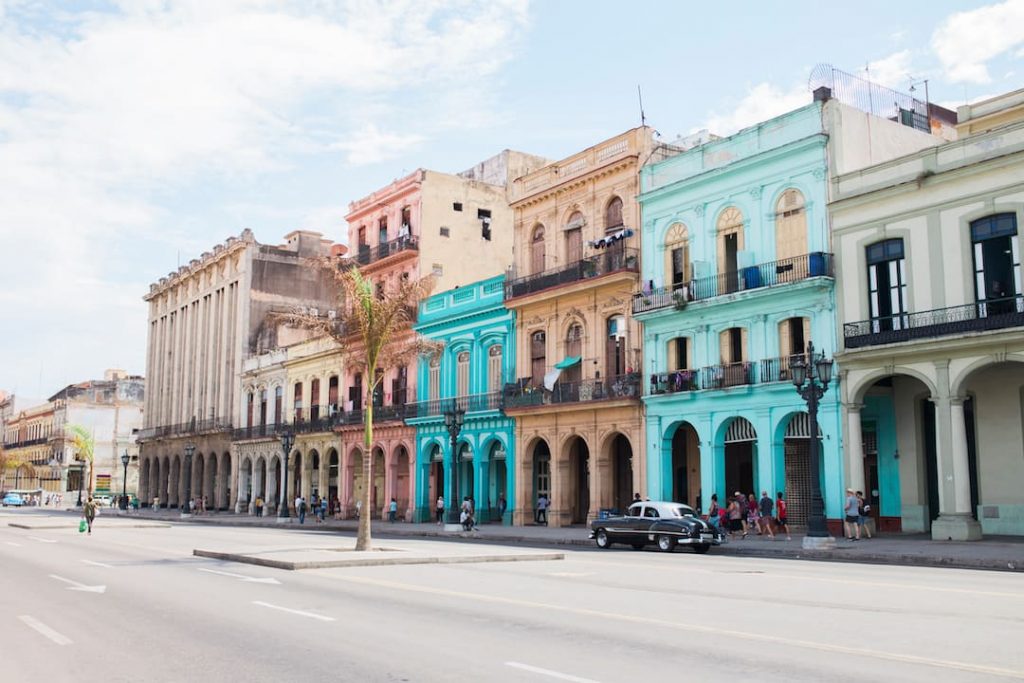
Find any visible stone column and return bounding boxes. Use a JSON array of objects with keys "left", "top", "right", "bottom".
[
  {"left": 514, "top": 438, "right": 532, "bottom": 526},
  {"left": 845, "top": 404, "right": 865, "bottom": 495},
  {"left": 552, "top": 451, "right": 568, "bottom": 528},
  {"left": 930, "top": 393, "right": 982, "bottom": 541}
]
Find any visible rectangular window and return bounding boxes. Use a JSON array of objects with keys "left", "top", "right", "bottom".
[
  {"left": 432, "top": 263, "right": 444, "bottom": 277},
  {"left": 439, "top": 226, "right": 450, "bottom": 237},
  {"left": 866, "top": 239, "right": 907, "bottom": 332},
  {"left": 456, "top": 351, "right": 470, "bottom": 397},
  {"left": 453, "top": 202, "right": 463, "bottom": 211},
  {"left": 429, "top": 361, "right": 440, "bottom": 403},
  {"left": 378, "top": 217, "right": 388, "bottom": 245},
  {"left": 488, "top": 346, "right": 503, "bottom": 393}
]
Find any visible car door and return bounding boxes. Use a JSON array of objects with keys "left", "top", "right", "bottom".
[
  {"left": 615, "top": 503, "right": 644, "bottom": 540},
  {"left": 641, "top": 504, "right": 661, "bottom": 540}
]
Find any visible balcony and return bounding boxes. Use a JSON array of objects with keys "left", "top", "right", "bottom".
[
  {"left": 138, "top": 418, "right": 232, "bottom": 441},
  {"left": 232, "top": 423, "right": 289, "bottom": 441},
  {"left": 632, "top": 252, "right": 833, "bottom": 314},
  {"left": 506, "top": 247, "right": 638, "bottom": 300},
  {"left": 2, "top": 436, "right": 50, "bottom": 450},
  {"left": 504, "top": 374, "right": 641, "bottom": 409},
  {"left": 844, "top": 296, "right": 1024, "bottom": 349},
  {"left": 404, "top": 392, "right": 504, "bottom": 420},
  {"left": 648, "top": 355, "right": 804, "bottom": 396},
  {"left": 343, "top": 234, "right": 418, "bottom": 269}
]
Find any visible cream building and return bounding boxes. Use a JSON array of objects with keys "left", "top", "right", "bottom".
[{"left": 832, "top": 88, "right": 1024, "bottom": 539}]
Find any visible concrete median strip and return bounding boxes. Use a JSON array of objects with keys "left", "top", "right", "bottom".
[{"left": 193, "top": 547, "right": 565, "bottom": 570}]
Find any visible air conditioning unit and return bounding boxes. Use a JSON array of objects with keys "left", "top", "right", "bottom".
[{"left": 310, "top": 308, "right": 319, "bottom": 317}]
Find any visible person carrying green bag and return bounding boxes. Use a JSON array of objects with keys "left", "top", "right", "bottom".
[{"left": 82, "top": 497, "right": 97, "bottom": 535}]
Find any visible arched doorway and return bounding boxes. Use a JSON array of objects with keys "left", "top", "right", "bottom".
[
  {"left": 309, "top": 450, "right": 321, "bottom": 499},
  {"left": 427, "top": 443, "right": 444, "bottom": 516},
  {"left": 488, "top": 441, "right": 508, "bottom": 523},
  {"left": 204, "top": 454, "right": 217, "bottom": 508},
  {"left": 253, "top": 457, "right": 266, "bottom": 510},
  {"left": 723, "top": 417, "right": 756, "bottom": 500},
  {"left": 239, "top": 458, "right": 252, "bottom": 512},
  {"left": 372, "top": 447, "right": 385, "bottom": 518},
  {"left": 566, "top": 436, "right": 590, "bottom": 525},
  {"left": 531, "top": 439, "right": 551, "bottom": 525},
  {"left": 192, "top": 453, "right": 205, "bottom": 507},
  {"left": 327, "top": 449, "right": 339, "bottom": 513},
  {"left": 218, "top": 452, "right": 230, "bottom": 510},
  {"left": 140, "top": 458, "right": 151, "bottom": 503},
  {"left": 781, "top": 412, "right": 820, "bottom": 527},
  {"left": 267, "top": 455, "right": 280, "bottom": 511},
  {"left": 607, "top": 434, "right": 633, "bottom": 513},
  {"left": 667, "top": 422, "right": 700, "bottom": 509}
]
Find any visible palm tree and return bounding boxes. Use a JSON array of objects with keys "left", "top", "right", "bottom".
[
  {"left": 66, "top": 424, "right": 95, "bottom": 496},
  {"left": 280, "top": 265, "right": 437, "bottom": 550}
]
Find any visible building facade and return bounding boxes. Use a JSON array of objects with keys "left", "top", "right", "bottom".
[
  {"left": 832, "top": 88, "right": 1024, "bottom": 539},
  {"left": 406, "top": 275, "right": 516, "bottom": 524},
  {"left": 504, "top": 128, "right": 653, "bottom": 527},
  {"left": 138, "top": 229, "right": 339, "bottom": 511}
]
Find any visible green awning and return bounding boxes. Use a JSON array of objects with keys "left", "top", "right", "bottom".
[{"left": 554, "top": 356, "right": 581, "bottom": 370}]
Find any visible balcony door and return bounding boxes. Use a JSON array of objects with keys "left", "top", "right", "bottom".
[
  {"left": 971, "top": 214, "right": 1021, "bottom": 316},
  {"left": 866, "top": 239, "right": 907, "bottom": 333},
  {"left": 530, "top": 331, "right": 546, "bottom": 387},
  {"left": 531, "top": 225, "right": 546, "bottom": 275},
  {"left": 565, "top": 227, "right": 582, "bottom": 265},
  {"left": 606, "top": 315, "right": 627, "bottom": 378},
  {"left": 564, "top": 324, "right": 583, "bottom": 385}
]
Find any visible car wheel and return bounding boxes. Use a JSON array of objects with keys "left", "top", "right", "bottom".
[
  {"left": 693, "top": 544, "right": 711, "bottom": 554},
  {"left": 631, "top": 542, "right": 645, "bottom": 551},
  {"left": 657, "top": 535, "right": 674, "bottom": 552},
  {"left": 595, "top": 528, "right": 612, "bottom": 549}
]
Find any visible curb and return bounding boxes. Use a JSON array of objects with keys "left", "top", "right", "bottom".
[{"left": 193, "top": 548, "right": 565, "bottom": 570}]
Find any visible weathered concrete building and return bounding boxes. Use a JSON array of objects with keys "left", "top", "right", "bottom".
[{"left": 137, "top": 229, "right": 340, "bottom": 511}]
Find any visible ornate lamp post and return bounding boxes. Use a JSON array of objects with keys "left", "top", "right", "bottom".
[
  {"left": 278, "top": 429, "right": 295, "bottom": 521},
  {"left": 181, "top": 443, "right": 195, "bottom": 517},
  {"left": 120, "top": 450, "right": 130, "bottom": 511},
  {"left": 75, "top": 459, "right": 84, "bottom": 507},
  {"left": 443, "top": 400, "right": 465, "bottom": 526},
  {"left": 790, "top": 341, "right": 835, "bottom": 550}
]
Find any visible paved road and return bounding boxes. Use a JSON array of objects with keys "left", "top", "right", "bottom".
[{"left": 1, "top": 510, "right": 1022, "bottom": 682}]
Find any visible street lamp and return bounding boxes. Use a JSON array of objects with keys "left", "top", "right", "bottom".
[
  {"left": 278, "top": 429, "right": 295, "bottom": 520},
  {"left": 121, "top": 450, "right": 130, "bottom": 511},
  {"left": 443, "top": 400, "right": 466, "bottom": 526},
  {"left": 75, "top": 457, "right": 84, "bottom": 507},
  {"left": 182, "top": 443, "right": 195, "bottom": 517},
  {"left": 790, "top": 341, "right": 835, "bottom": 549}
]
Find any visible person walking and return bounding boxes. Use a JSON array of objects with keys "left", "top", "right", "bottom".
[
  {"left": 296, "top": 494, "right": 306, "bottom": 524},
  {"left": 727, "top": 494, "right": 745, "bottom": 539},
  {"left": 435, "top": 495, "right": 445, "bottom": 524},
  {"left": 746, "top": 493, "right": 761, "bottom": 535},
  {"left": 460, "top": 497, "right": 473, "bottom": 531},
  {"left": 497, "top": 493, "right": 507, "bottom": 523},
  {"left": 856, "top": 491, "right": 873, "bottom": 539},
  {"left": 254, "top": 496, "right": 263, "bottom": 518},
  {"left": 706, "top": 494, "right": 721, "bottom": 532},
  {"left": 388, "top": 498, "right": 398, "bottom": 523},
  {"left": 758, "top": 491, "right": 776, "bottom": 539},
  {"left": 775, "top": 491, "right": 792, "bottom": 540},
  {"left": 844, "top": 488, "right": 861, "bottom": 541},
  {"left": 82, "top": 496, "right": 97, "bottom": 535},
  {"left": 536, "top": 493, "right": 549, "bottom": 526},
  {"left": 319, "top": 496, "right": 328, "bottom": 523}
]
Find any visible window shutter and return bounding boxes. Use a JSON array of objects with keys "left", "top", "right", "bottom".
[
  {"left": 778, "top": 320, "right": 791, "bottom": 358},
  {"left": 740, "top": 328, "right": 749, "bottom": 362},
  {"left": 667, "top": 338, "right": 677, "bottom": 370},
  {"left": 719, "top": 330, "right": 730, "bottom": 364}
]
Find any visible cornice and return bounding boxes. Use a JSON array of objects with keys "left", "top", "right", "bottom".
[{"left": 144, "top": 229, "right": 254, "bottom": 301}]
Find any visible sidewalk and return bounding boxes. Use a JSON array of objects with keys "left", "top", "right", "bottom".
[{"left": 86, "top": 508, "right": 1024, "bottom": 573}]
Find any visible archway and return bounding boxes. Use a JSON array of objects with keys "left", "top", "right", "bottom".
[
  {"left": 192, "top": 453, "right": 205, "bottom": 508},
  {"left": 531, "top": 439, "right": 551, "bottom": 524},
  {"left": 239, "top": 458, "right": 252, "bottom": 512},
  {"left": 140, "top": 458, "right": 151, "bottom": 503},
  {"left": 722, "top": 417, "right": 756, "bottom": 501},
  {"left": 487, "top": 441, "right": 508, "bottom": 523},
  {"left": 607, "top": 433, "right": 633, "bottom": 513},
  {"left": 457, "top": 441, "right": 474, "bottom": 503},
  {"left": 426, "top": 443, "right": 445, "bottom": 517},
  {"left": 169, "top": 455, "right": 181, "bottom": 508},
  {"left": 267, "top": 455, "right": 280, "bottom": 511},
  {"left": 666, "top": 421, "right": 700, "bottom": 509},
  {"left": 327, "top": 449, "right": 339, "bottom": 513},
  {"left": 566, "top": 436, "right": 590, "bottom": 525},
  {"left": 372, "top": 447, "right": 385, "bottom": 518},
  {"left": 780, "top": 412, "right": 820, "bottom": 527},
  {"left": 159, "top": 456, "right": 170, "bottom": 507},
  {"left": 218, "top": 452, "right": 230, "bottom": 510},
  {"left": 309, "top": 449, "right": 321, "bottom": 499},
  {"left": 204, "top": 453, "right": 217, "bottom": 508}
]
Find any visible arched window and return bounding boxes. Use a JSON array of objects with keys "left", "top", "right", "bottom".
[
  {"left": 775, "top": 189, "right": 807, "bottom": 262},
  {"left": 717, "top": 207, "right": 744, "bottom": 293},
  {"left": 530, "top": 331, "right": 546, "bottom": 386},
  {"left": 456, "top": 351, "right": 471, "bottom": 398},
  {"left": 565, "top": 211, "right": 584, "bottom": 263},
  {"left": 428, "top": 356, "right": 440, "bottom": 403},
  {"left": 488, "top": 345, "right": 503, "bottom": 393},
  {"left": 605, "top": 196, "right": 624, "bottom": 232},
  {"left": 531, "top": 224, "right": 546, "bottom": 274},
  {"left": 663, "top": 223, "right": 690, "bottom": 291},
  {"left": 606, "top": 315, "right": 627, "bottom": 377}
]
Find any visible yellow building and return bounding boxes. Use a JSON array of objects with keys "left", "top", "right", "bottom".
[{"left": 504, "top": 128, "right": 654, "bottom": 526}]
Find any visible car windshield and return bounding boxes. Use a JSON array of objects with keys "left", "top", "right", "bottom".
[{"left": 668, "top": 505, "right": 696, "bottom": 518}]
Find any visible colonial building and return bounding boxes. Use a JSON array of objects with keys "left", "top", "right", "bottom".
[
  {"left": 833, "top": 87, "right": 1024, "bottom": 539},
  {"left": 635, "top": 92, "right": 947, "bottom": 526},
  {"left": 334, "top": 151, "right": 545, "bottom": 520},
  {"left": 406, "top": 275, "right": 516, "bottom": 524},
  {"left": 504, "top": 128, "right": 653, "bottom": 527},
  {"left": 2, "top": 399, "right": 62, "bottom": 496},
  {"left": 232, "top": 346, "right": 288, "bottom": 514},
  {"left": 137, "top": 229, "right": 339, "bottom": 511}
]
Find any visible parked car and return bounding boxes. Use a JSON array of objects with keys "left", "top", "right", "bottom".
[
  {"left": 93, "top": 494, "right": 113, "bottom": 507},
  {"left": 2, "top": 493, "right": 24, "bottom": 507},
  {"left": 589, "top": 501, "right": 724, "bottom": 553}
]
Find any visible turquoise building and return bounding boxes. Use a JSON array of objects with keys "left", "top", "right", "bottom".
[
  {"left": 635, "top": 102, "right": 843, "bottom": 524},
  {"left": 406, "top": 275, "right": 516, "bottom": 524}
]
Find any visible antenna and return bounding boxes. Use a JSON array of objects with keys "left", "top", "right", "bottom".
[{"left": 637, "top": 85, "right": 647, "bottom": 127}]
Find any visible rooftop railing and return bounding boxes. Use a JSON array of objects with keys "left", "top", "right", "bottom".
[
  {"left": 632, "top": 252, "right": 833, "bottom": 314},
  {"left": 507, "top": 247, "right": 638, "bottom": 299},
  {"left": 844, "top": 296, "right": 1024, "bottom": 349}
]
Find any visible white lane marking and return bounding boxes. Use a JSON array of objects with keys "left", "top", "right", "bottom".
[
  {"left": 81, "top": 559, "right": 114, "bottom": 568},
  {"left": 252, "top": 601, "right": 333, "bottom": 622},
  {"left": 198, "top": 567, "right": 280, "bottom": 584},
  {"left": 18, "top": 615, "right": 72, "bottom": 645},
  {"left": 48, "top": 574, "right": 106, "bottom": 594},
  {"left": 28, "top": 536, "right": 57, "bottom": 544},
  {"left": 6, "top": 541, "right": 22, "bottom": 547},
  {"left": 505, "top": 662, "right": 601, "bottom": 683}
]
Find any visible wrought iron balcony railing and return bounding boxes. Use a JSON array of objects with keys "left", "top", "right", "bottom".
[
  {"left": 632, "top": 252, "right": 833, "bottom": 314},
  {"left": 232, "top": 423, "right": 290, "bottom": 441},
  {"left": 700, "top": 362, "right": 754, "bottom": 390},
  {"left": 504, "top": 373, "right": 641, "bottom": 409},
  {"left": 138, "top": 418, "right": 232, "bottom": 441},
  {"left": 844, "top": 296, "right": 1024, "bottom": 348},
  {"left": 648, "top": 355, "right": 807, "bottom": 396},
  {"left": 343, "top": 234, "right": 419, "bottom": 269},
  {"left": 403, "top": 392, "right": 504, "bottom": 420},
  {"left": 507, "top": 247, "right": 639, "bottom": 299},
  {"left": 1, "top": 436, "right": 50, "bottom": 450}
]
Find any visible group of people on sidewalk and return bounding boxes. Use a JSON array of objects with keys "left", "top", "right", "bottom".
[
  {"left": 292, "top": 494, "right": 332, "bottom": 524},
  {"left": 843, "top": 489, "right": 873, "bottom": 541},
  {"left": 706, "top": 491, "right": 793, "bottom": 541}
]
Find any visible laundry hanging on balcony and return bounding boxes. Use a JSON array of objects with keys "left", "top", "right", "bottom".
[
  {"left": 544, "top": 356, "right": 581, "bottom": 391},
  {"left": 587, "top": 228, "right": 634, "bottom": 249}
]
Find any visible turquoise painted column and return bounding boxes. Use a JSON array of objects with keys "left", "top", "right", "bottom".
[
  {"left": 645, "top": 411, "right": 664, "bottom": 500},
  {"left": 478, "top": 448, "right": 491, "bottom": 522},
  {"left": 753, "top": 410, "right": 774, "bottom": 499},
  {"left": 819, "top": 397, "right": 844, "bottom": 519},
  {"left": 697, "top": 415, "right": 719, "bottom": 508}
]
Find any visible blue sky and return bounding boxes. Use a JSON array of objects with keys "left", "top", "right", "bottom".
[{"left": 1, "top": 0, "right": 1022, "bottom": 398}]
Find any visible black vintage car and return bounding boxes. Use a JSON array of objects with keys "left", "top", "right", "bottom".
[{"left": 589, "top": 501, "right": 724, "bottom": 553}]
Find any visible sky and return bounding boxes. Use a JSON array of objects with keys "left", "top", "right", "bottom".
[{"left": 1, "top": 0, "right": 1022, "bottom": 399}]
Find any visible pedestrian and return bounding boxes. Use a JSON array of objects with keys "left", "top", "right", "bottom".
[
  {"left": 758, "top": 491, "right": 776, "bottom": 539},
  {"left": 746, "top": 493, "right": 761, "bottom": 534},
  {"left": 203, "top": 495, "right": 209, "bottom": 514},
  {"left": 355, "top": 498, "right": 362, "bottom": 520},
  {"left": 435, "top": 495, "right": 445, "bottom": 524},
  {"left": 255, "top": 496, "right": 263, "bottom": 517},
  {"left": 296, "top": 494, "right": 306, "bottom": 524},
  {"left": 319, "top": 496, "right": 328, "bottom": 523},
  {"left": 844, "top": 488, "right": 860, "bottom": 541},
  {"left": 497, "top": 493, "right": 507, "bottom": 522},
  {"left": 856, "top": 491, "right": 873, "bottom": 539},
  {"left": 727, "top": 494, "right": 745, "bottom": 539},
  {"left": 82, "top": 496, "right": 97, "bottom": 535},
  {"left": 706, "top": 493, "right": 721, "bottom": 532},
  {"left": 775, "top": 491, "right": 792, "bottom": 540},
  {"left": 388, "top": 498, "right": 398, "bottom": 523},
  {"left": 334, "top": 495, "right": 342, "bottom": 519},
  {"left": 536, "top": 493, "right": 549, "bottom": 526}
]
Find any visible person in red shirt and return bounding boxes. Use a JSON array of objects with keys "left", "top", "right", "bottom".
[{"left": 775, "top": 491, "right": 792, "bottom": 541}]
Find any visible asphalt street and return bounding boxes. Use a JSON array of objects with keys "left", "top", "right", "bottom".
[{"left": 1, "top": 509, "right": 1022, "bottom": 683}]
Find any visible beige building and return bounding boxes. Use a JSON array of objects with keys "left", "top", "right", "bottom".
[
  {"left": 833, "top": 88, "right": 1024, "bottom": 539},
  {"left": 504, "top": 128, "right": 654, "bottom": 527},
  {"left": 137, "top": 229, "right": 339, "bottom": 511}
]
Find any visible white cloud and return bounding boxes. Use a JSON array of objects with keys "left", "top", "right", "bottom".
[
  {"left": 699, "top": 82, "right": 810, "bottom": 137},
  {"left": 0, "top": 0, "right": 530, "bottom": 393},
  {"left": 932, "top": 0, "right": 1024, "bottom": 84},
  {"left": 864, "top": 50, "right": 914, "bottom": 90}
]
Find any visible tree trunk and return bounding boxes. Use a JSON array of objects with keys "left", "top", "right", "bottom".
[{"left": 355, "top": 367, "right": 375, "bottom": 551}]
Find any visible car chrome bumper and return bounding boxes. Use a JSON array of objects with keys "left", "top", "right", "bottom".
[{"left": 677, "top": 535, "right": 724, "bottom": 546}]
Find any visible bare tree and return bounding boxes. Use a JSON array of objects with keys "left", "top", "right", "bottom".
[{"left": 279, "top": 264, "right": 438, "bottom": 550}]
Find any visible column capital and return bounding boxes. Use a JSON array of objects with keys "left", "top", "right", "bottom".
[
  {"left": 949, "top": 396, "right": 969, "bottom": 407},
  {"left": 845, "top": 402, "right": 864, "bottom": 413}
]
